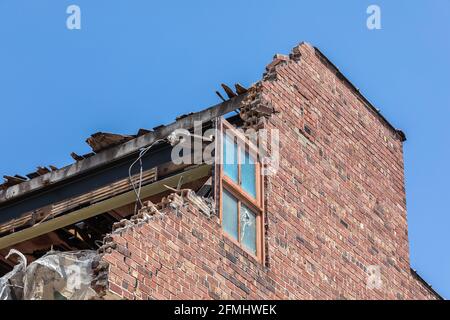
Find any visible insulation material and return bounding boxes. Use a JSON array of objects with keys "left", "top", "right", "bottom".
[
  {"left": 0, "top": 249, "right": 27, "bottom": 300},
  {"left": 23, "top": 250, "right": 98, "bottom": 300}
]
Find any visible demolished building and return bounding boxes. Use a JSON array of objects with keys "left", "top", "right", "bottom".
[{"left": 0, "top": 42, "right": 442, "bottom": 300}]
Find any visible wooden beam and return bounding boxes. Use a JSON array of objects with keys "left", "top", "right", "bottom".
[
  {"left": 0, "top": 165, "right": 211, "bottom": 250},
  {"left": 221, "top": 84, "right": 237, "bottom": 99},
  {"left": 0, "top": 168, "right": 157, "bottom": 234},
  {"left": 0, "top": 94, "right": 244, "bottom": 205},
  {"left": 234, "top": 83, "right": 248, "bottom": 95}
]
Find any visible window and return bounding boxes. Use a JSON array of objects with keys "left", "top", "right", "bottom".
[{"left": 218, "top": 119, "right": 264, "bottom": 261}]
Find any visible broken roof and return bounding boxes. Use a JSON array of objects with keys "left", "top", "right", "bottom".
[
  {"left": 0, "top": 42, "right": 440, "bottom": 300},
  {"left": 0, "top": 43, "right": 406, "bottom": 205},
  {"left": 0, "top": 92, "right": 245, "bottom": 205}
]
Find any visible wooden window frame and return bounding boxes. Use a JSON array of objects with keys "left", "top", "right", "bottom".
[{"left": 218, "top": 118, "right": 265, "bottom": 262}]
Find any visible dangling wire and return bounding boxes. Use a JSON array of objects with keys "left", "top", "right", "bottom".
[
  {"left": 128, "top": 139, "right": 165, "bottom": 214},
  {"left": 128, "top": 130, "right": 211, "bottom": 214}
]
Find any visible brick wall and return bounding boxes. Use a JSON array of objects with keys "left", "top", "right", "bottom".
[
  {"left": 257, "top": 43, "right": 437, "bottom": 299},
  {"left": 98, "top": 43, "right": 439, "bottom": 300}
]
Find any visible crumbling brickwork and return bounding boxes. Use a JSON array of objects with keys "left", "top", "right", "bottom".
[{"left": 98, "top": 43, "right": 439, "bottom": 300}]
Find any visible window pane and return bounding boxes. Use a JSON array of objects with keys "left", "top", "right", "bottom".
[
  {"left": 240, "top": 204, "right": 257, "bottom": 255},
  {"left": 223, "top": 133, "right": 238, "bottom": 183},
  {"left": 222, "top": 189, "right": 238, "bottom": 240},
  {"left": 240, "top": 148, "right": 256, "bottom": 198}
]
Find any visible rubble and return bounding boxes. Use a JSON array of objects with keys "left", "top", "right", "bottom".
[{"left": 240, "top": 84, "right": 275, "bottom": 130}]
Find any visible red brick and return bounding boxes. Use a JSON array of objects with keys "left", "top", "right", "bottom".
[{"left": 99, "top": 43, "right": 439, "bottom": 300}]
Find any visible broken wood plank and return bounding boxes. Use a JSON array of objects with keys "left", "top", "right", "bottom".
[
  {"left": 3, "top": 175, "right": 26, "bottom": 183},
  {"left": 137, "top": 129, "right": 151, "bottom": 136},
  {"left": 86, "top": 132, "right": 135, "bottom": 153},
  {"left": 36, "top": 167, "right": 50, "bottom": 175},
  {"left": 221, "top": 84, "right": 237, "bottom": 99},
  {"left": 215, "top": 91, "right": 226, "bottom": 102},
  {"left": 25, "top": 172, "right": 40, "bottom": 179},
  {"left": 70, "top": 152, "right": 84, "bottom": 161},
  {"left": 81, "top": 152, "right": 95, "bottom": 158},
  {"left": 235, "top": 83, "right": 248, "bottom": 95},
  {"left": 0, "top": 175, "right": 27, "bottom": 190}
]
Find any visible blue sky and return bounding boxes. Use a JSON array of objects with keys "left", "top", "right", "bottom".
[{"left": 0, "top": 0, "right": 449, "bottom": 298}]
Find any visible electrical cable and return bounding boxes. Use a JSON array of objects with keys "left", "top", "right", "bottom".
[
  {"left": 128, "top": 139, "right": 166, "bottom": 214},
  {"left": 128, "top": 130, "right": 212, "bottom": 214}
]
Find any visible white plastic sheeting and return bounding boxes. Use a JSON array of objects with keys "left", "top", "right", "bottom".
[
  {"left": 0, "top": 249, "right": 99, "bottom": 300},
  {"left": 0, "top": 249, "right": 27, "bottom": 300}
]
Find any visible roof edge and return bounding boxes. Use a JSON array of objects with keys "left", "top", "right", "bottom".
[
  {"left": 0, "top": 94, "right": 245, "bottom": 205},
  {"left": 410, "top": 268, "right": 444, "bottom": 300},
  {"left": 312, "top": 46, "right": 407, "bottom": 142}
]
